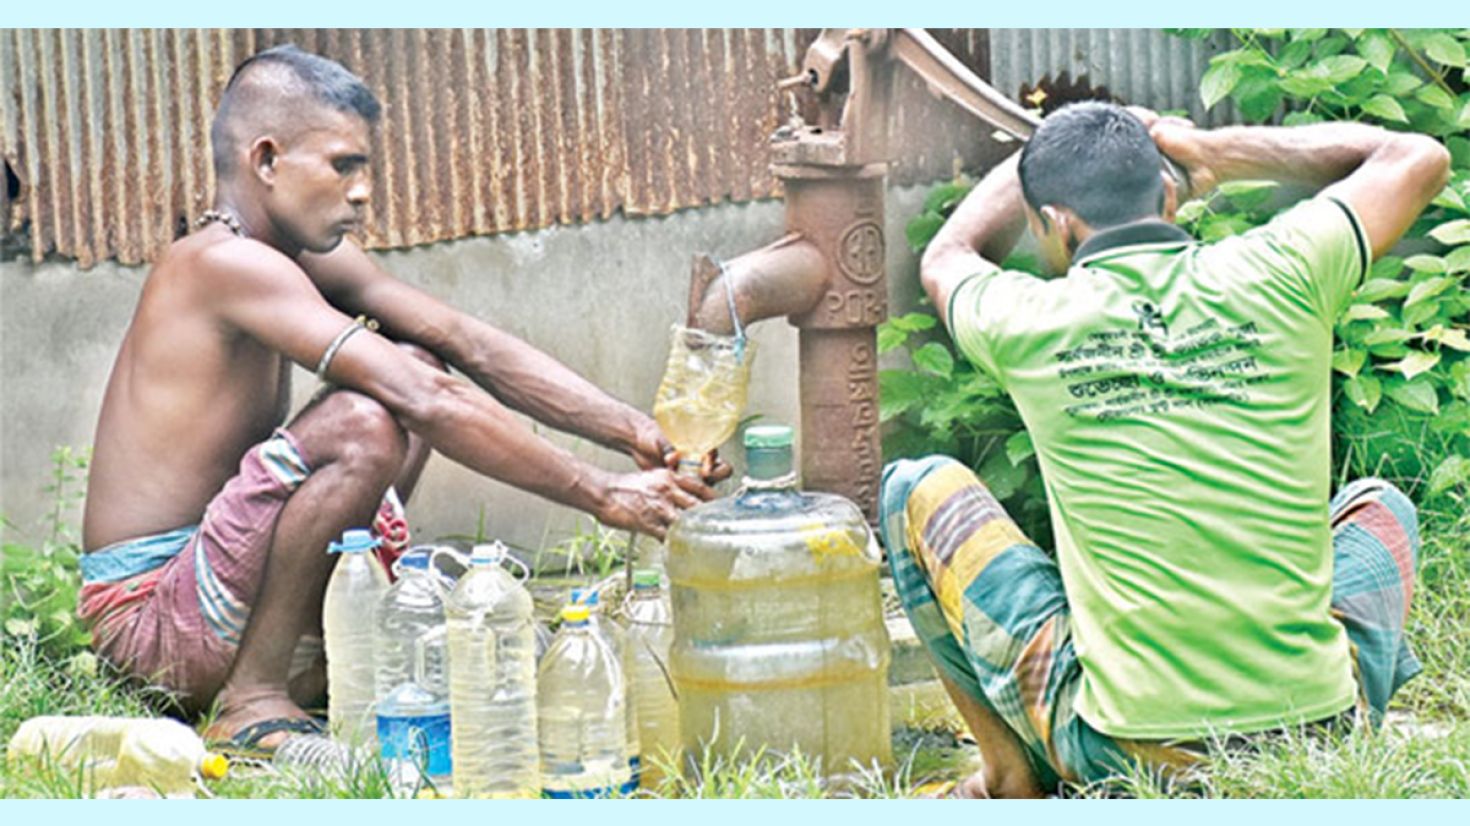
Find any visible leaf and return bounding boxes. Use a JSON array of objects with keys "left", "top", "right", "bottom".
[
  {"left": 1175, "top": 199, "right": 1210, "bottom": 225},
  {"left": 1384, "top": 70, "right": 1423, "bottom": 96},
  {"left": 1370, "top": 256, "right": 1405, "bottom": 279},
  {"left": 1403, "top": 300, "right": 1441, "bottom": 329},
  {"left": 1332, "top": 347, "right": 1368, "bottom": 377},
  {"left": 1318, "top": 55, "right": 1368, "bottom": 83},
  {"left": 1385, "top": 377, "right": 1440, "bottom": 414},
  {"left": 1362, "top": 326, "right": 1415, "bottom": 346},
  {"left": 1416, "top": 84, "right": 1456, "bottom": 112},
  {"left": 877, "top": 324, "right": 908, "bottom": 354},
  {"left": 1361, "top": 94, "right": 1409, "bottom": 123},
  {"left": 1201, "top": 60, "right": 1243, "bottom": 109},
  {"left": 1383, "top": 349, "right": 1441, "bottom": 379},
  {"left": 1234, "top": 76, "right": 1283, "bottom": 122},
  {"left": 905, "top": 213, "right": 945, "bottom": 254},
  {"left": 1343, "top": 373, "right": 1382, "bottom": 413},
  {"left": 1357, "top": 31, "right": 1396, "bottom": 73},
  {"left": 1405, "top": 255, "right": 1448, "bottom": 274},
  {"left": 1424, "top": 33, "right": 1468, "bottom": 68},
  {"left": 1004, "top": 430, "right": 1035, "bottom": 467},
  {"left": 1446, "top": 246, "right": 1470, "bottom": 273},
  {"left": 1429, "top": 219, "right": 1470, "bottom": 245},
  {"left": 1343, "top": 304, "right": 1391, "bottom": 322},
  {"left": 923, "top": 181, "right": 972, "bottom": 214},
  {"left": 1217, "top": 179, "right": 1279, "bottom": 199},
  {"left": 1406, "top": 275, "right": 1454, "bottom": 306},
  {"left": 978, "top": 449, "right": 1028, "bottom": 500},
  {"left": 879, "top": 369, "right": 940, "bottom": 422},
  {"left": 912, "top": 342, "right": 955, "bottom": 379},
  {"left": 1354, "top": 278, "right": 1412, "bottom": 303},
  {"left": 1282, "top": 111, "right": 1324, "bottom": 127},
  {"left": 1422, "top": 325, "right": 1470, "bottom": 351},
  {"left": 889, "top": 311, "right": 938, "bottom": 333},
  {"left": 1429, "top": 454, "right": 1470, "bottom": 495}
]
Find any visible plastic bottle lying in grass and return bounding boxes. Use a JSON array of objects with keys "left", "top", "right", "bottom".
[{"left": 7, "top": 716, "right": 228, "bottom": 797}]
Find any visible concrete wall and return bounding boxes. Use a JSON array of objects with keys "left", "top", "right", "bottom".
[{"left": 0, "top": 186, "right": 929, "bottom": 551}]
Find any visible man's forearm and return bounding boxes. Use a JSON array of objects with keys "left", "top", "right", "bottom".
[
  {"left": 1191, "top": 122, "right": 1397, "bottom": 193},
  {"left": 928, "top": 152, "right": 1029, "bottom": 265},
  {"left": 444, "top": 316, "right": 646, "bottom": 454}
]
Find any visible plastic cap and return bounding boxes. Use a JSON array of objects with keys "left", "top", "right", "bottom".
[
  {"left": 396, "top": 550, "right": 431, "bottom": 570},
  {"left": 328, "top": 528, "right": 378, "bottom": 554},
  {"left": 569, "top": 587, "right": 600, "bottom": 607},
  {"left": 561, "top": 603, "right": 590, "bottom": 623},
  {"left": 633, "top": 569, "right": 661, "bottom": 589},
  {"left": 200, "top": 753, "right": 229, "bottom": 781},
  {"left": 744, "top": 425, "right": 793, "bottom": 450},
  {"left": 469, "top": 542, "right": 507, "bottom": 566}
]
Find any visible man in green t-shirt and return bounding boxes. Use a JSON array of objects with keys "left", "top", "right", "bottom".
[{"left": 879, "top": 102, "right": 1450, "bottom": 796}]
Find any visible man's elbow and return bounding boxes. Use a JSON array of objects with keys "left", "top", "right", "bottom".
[
  {"left": 1397, "top": 133, "right": 1452, "bottom": 194},
  {"left": 919, "top": 241, "right": 959, "bottom": 306}
]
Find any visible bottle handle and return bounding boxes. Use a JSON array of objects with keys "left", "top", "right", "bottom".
[{"left": 413, "top": 625, "right": 447, "bottom": 687}]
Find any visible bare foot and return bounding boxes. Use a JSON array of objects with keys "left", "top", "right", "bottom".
[{"left": 204, "top": 685, "right": 316, "bottom": 752}]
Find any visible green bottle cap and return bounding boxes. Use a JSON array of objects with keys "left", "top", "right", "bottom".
[
  {"left": 632, "top": 569, "right": 661, "bottom": 589},
  {"left": 744, "top": 425, "right": 793, "bottom": 450}
]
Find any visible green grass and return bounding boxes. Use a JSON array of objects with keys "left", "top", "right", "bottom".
[{"left": 3, "top": 508, "right": 1469, "bottom": 798}]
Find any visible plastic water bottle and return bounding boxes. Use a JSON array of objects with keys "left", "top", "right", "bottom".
[
  {"left": 324, "top": 528, "right": 390, "bottom": 747},
  {"left": 6, "top": 716, "right": 228, "bottom": 797},
  {"left": 444, "top": 542, "right": 539, "bottom": 798},
  {"left": 538, "top": 602, "right": 630, "bottom": 798},
  {"left": 571, "top": 587, "right": 640, "bottom": 790},
  {"left": 375, "top": 550, "right": 451, "bottom": 794},
  {"left": 271, "top": 733, "right": 371, "bottom": 779},
  {"left": 624, "top": 569, "right": 679, "bottom": 787}
]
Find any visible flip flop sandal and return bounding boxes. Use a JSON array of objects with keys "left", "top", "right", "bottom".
[{"left": 209, "top": 716, "right": 325, "bottom": 762}]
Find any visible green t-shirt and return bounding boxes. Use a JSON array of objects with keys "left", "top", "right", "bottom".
[{"left": 947, "top": 196, "right": 1371, "bottom": 739}]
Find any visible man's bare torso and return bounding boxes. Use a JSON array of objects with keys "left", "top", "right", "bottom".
[{"left": 83, "top": 232, "right": 296, "bottom": 552}]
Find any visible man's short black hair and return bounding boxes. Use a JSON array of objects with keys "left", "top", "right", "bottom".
[
  {"left": 1018, "top": 101, "right": 1165, "bottom": 229},
  {"left": 210, "top": 45, "right": 381, "bottom": 179}
]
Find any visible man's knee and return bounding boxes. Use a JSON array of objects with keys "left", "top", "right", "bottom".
[{"left": 318, "top": 391, "right": 409, "bottom": 479}]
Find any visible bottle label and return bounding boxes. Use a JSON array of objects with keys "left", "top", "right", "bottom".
[
  {"left": 542, "top": 785, "right": 620, "bottom": 799},
  {"left": 377, "top": 711, "right": 451, "bottom": 778}
]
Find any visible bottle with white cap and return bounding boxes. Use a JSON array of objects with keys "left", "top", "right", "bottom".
[
  {"left": 323, "top": 528, "right": 390, "bottom": 747},
  {"left": 444, "top": 541, "right": 539, "bottom": 797}
]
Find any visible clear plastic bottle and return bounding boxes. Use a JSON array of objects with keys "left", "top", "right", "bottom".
[
  {"left": 537, "top": 603, "right": 630, "bottom": 798},
  {"left": 375, "top": 550, "right": 452, "bottom": 795},
  {"left": 6, "top": 716, "right": 228, "bottom": 796},
  {"left": 571, "top": 586, "right": 639, "bottom": 790},
  {"left": 623, "top": 569, "right": 679, "bottom": 788},
  {"left": 271, "top": 733, "right": 371, "bottom": 779},
  {"left": 666, "top": 424, "right": 892, "bottom": 779},
  {"left": 324, "top": 528, "right": 390, "bottom": 747},
  {"left": 444, "top": 542, "right": 539, "bottom": 798}
]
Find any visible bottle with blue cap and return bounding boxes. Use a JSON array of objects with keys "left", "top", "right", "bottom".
[
  {"left": 374, "top": 547, "right": 451, "bottom": 794},
  {"left": 570, "top": 587, "right": 639, "bottom": 790},
  {"left": 538, "top": 601, "right": 630, "bottom": 798},
  {"left": 324, "top": 528, "right": 390, "bottom": 747},
  {"left": 666, "top": 424, "right": 892, "bottom": 779},
  {"left": 444, "top": 542, "right": 538, "bottom": 797}
]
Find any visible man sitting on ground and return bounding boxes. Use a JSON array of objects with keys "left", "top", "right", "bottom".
[
  {"left": 79, "top": 45, "right": 721, "bottom": 754},
  {"left": 881, "top": 102, "right": 1449, "bottom": 796}
]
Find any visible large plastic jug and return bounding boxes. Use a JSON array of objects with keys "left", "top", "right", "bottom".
[
  {"left": 6, "top": 716, "right": 227, "bottom": 796},
  {"left": 443, "top": 542, "right": 539, "bottom": 798},
  {"left": 623, "top": 569, "right": 679, "bottom": 788},
  {"left": 324, "top": 528, "right": 390, "bottom": 746},
  {"left": 375, "top": 549, "right": 451, "bottom": 794},
  {"left": 666, "top": 424, "right": 892, "bottom": 779},
  {"left": 537, "top": 602, "right": 630, "bottom": 798}
]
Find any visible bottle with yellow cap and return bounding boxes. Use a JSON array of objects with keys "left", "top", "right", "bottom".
[
  {"left": 7, "top": 716, "right": 227, "bottom": 797},
  {"left": 537, "top": 601, "right": 631, "bottom": 798},
  {"left": 666, "top": 424, "right": 892, "bottom": 780}
]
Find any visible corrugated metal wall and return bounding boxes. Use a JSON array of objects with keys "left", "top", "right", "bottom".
[
  {"left": 1, "top": 28, "right": 1003, "bottom": 269},
  {"left": 987, "top": 29, "right": 1239, "bottom": 126}
]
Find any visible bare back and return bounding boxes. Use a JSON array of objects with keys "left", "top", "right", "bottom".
[{"left": 83, "top": 230, "right": 295, "bottom": 551}]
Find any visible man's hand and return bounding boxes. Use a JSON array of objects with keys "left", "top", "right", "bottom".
[
  {"left": 595, "top": 467, "right": 719, "bottom": 540},
  {"left": 628, "top": 414, "right": 734, "bottom": 486},
  {"left": 1126, "top": 106, "right": 1216, "bottom": 202}
]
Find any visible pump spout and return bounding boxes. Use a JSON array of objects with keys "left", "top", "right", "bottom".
[{"left": 686, "top": 235, "right": 829, "bottom": 334}]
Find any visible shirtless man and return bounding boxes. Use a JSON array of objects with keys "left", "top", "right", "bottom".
[{"left": 78, "top": 45, "right": 719, "bottom": 752}]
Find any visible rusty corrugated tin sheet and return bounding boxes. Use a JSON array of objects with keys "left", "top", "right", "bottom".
[
  {"left": 987, "top": 28, "right": 1240, "bottom": 126},
  {"left": 1, "top": 28, "right": 1006, "bottom": 268}
]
